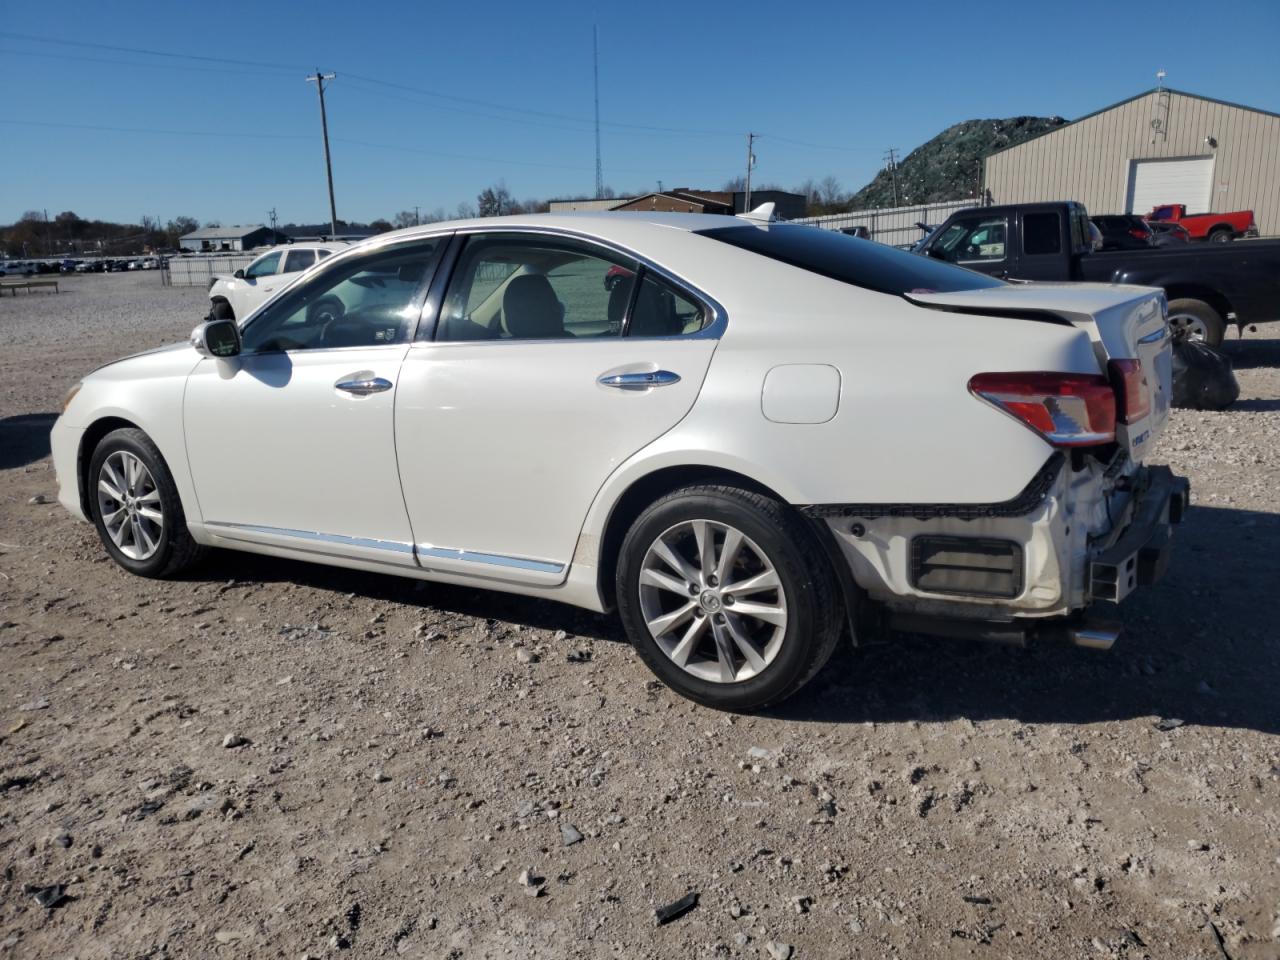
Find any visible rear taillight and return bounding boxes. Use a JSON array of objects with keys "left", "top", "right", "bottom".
[
  {"left": 968, "top": 372, "right": 1116, "bottom": 447},
  {"left": 1108, "top": 359, "right": 1151, "bottom": 423},
  {"left": 1128, "top": 227, "right": 1151, "bottom": 240}
]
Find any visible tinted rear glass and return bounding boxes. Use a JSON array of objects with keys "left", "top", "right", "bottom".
[{"left": 699, "top": 223, "right": 1005, "bottom": 295}]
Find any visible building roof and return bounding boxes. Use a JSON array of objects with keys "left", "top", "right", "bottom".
[
  {"left": 180, "top": 224, "right": 271, "bottom": 241},
  {"left": 986, "top": 87, "right": 1280, "bottom": 159}
]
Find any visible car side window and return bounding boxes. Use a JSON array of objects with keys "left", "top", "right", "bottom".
[
  {"left": 435, "top": 234, "right": 638, "bottom": 342},
  {"left": 244, "top": 252, "right": 282, "bottom": 279},
  {"left": 1022, "top": 213, "right": 1062, "bottom": 256},
  {"left": 628, "top": 272, "right": 709, "bottom": 336},
  {"left": 931, "top": 216, "right": 1007, "bottom": 263},
  {"left": 316, "top": 249, "right": 333, "bottom": 260},
  {"left": 283, "top": 249, "right": 315, "bottom": 273},
  {"left": 240, "top": 240, "right": 441, "bottom": 353}
]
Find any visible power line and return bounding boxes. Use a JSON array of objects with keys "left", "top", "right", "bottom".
[
  {"left": 0, "top": 117, "right": 313, "bottom": 140},
  {"left": 0, "top": 30, "right": 305, "bottom": 72},
  {"left": 592, "top": 25, "right": 603, "bottom": 199}
]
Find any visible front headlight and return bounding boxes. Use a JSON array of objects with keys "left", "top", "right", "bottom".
[{"left": 62, "top": 382, "right": 82, "bottom": 413}]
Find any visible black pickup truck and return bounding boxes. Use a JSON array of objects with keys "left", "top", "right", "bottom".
[{"left": 917, "top": 201, "right": 1280, "bottom": 346}]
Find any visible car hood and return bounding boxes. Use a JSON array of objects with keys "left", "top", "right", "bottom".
[{"left": 87, "top": 339, "right": 197, "bottom": 378}]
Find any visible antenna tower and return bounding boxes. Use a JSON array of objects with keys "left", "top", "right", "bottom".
[{"left": 593, "top": 26, "right": 604, "bottom": 199}]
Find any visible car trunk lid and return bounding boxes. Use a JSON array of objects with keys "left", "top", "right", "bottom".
[{"left": 906, "top": 283, "right": 1172, "bottom": 460}]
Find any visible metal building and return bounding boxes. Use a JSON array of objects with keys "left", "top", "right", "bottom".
[{"left": 984, "top": 88, "right": 1280, "bottom": 235}]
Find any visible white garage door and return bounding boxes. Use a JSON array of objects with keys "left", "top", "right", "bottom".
[{"left": 1126, "top": 157, "right": 1215, "bottom": 216}]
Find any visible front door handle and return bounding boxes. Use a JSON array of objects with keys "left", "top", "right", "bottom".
[
  {"left": 335, "top": 376, "right": 393, "bottom": 396},
  {"left": 598, "top": 370, "right": 681, "bottom": 390}
]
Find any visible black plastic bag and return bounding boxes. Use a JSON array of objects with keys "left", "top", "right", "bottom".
[{"left": 1171, "top": 338, "right": 1239, "bottom": 410}]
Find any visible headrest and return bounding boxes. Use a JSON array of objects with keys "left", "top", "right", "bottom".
[{"left": 503, "top": 274, "right": 563, "bottom": 339}]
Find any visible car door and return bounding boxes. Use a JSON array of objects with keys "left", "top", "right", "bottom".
[
  {"left": 927, "top": 214, "right": 1011, "bottom": 278},
  {"left": 183, "top": 237, "right": 446, "bottom": 566},
  {"left": 394, "top": 231, "right": 720, "bottom": 586},
  {"left": 233, "top": 250, "right": 286, "bottom": 316}
]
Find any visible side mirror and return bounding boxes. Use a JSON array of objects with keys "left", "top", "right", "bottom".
[
  {"left": 191, "top": 319, "right": 242, "bottom": 359},
  {"left": 233, "top": 268, "right": 245, "bottom": 279}
]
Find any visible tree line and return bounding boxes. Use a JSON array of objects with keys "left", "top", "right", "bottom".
[{"left": 2, "top": 174, "right": 861, "bottom": 257}]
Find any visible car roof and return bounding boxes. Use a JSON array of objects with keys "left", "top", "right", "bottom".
[{"left": 366, "top": 211, "right": 748, "bottom": 245}]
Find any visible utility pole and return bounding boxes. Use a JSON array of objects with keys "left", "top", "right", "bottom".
[
  {"left": 884, "top": 148, "right": 899, "bottom": 207},
  {"left": 744, "top": 133, "right": 757, "bottom": 211},
  {"left": 306, "top": 70, "right": 339, "bottom": 237},
  {"left": 592, "top": 25, "right": 604, "bottom": 199},
  {"left": 43, "top": 208, "right": 52, "bottom": 257},
  {"left": 414, "top": 205, "right": 420, "bottom": 226},
  {"left": 268, "top": 207, "right": 278, "bottom": 237}
]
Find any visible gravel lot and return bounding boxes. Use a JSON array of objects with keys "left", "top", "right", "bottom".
[{"left": 2, "top": 272, "right": 1278, "bottom": 959}]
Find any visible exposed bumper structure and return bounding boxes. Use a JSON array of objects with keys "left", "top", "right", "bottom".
[
  {"left": 1088, "top": 465, "right": 1189, "bottom": 603},
  {"left": 809, "top": 456, "right": 1189, "bottom": 647}
]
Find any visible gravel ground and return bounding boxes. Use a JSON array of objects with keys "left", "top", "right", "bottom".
[{"left": 1, "top": 272, "right": 1278, "bottom": 959}]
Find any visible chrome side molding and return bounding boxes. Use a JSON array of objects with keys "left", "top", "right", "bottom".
[{"left": 416, "top": 544, "right": 564, "bottom": 575}]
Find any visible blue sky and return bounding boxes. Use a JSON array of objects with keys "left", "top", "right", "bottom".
[{"left": 2, "top": 0, "right": 1277, "bottom": 226}]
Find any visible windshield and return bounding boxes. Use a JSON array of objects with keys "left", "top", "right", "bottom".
[{"left": 699, "top": 223, "right": 1005, "bottom": 295}]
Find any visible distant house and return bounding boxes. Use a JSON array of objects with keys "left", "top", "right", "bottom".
[
  {"left": 178, "top": 225, "right": 286, "bottom": 253},
  {"left": 549, "top": 188, "right": 806, "bottom": 220}
]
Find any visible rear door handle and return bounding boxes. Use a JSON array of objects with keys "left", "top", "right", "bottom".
[
  {"left": 335, "top": 376, "right": 393, "bottom": 396},
  {"left": 598, "top": 370, "right": 681, "bottom": 390}
]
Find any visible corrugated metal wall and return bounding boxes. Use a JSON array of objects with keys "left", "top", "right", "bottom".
[{"left": 985, "top": 90, "right": 1280, "bottom": 234}]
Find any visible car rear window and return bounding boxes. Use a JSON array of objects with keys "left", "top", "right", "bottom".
[{"left": 698, "top": 223, "right": 1005, "bottom": 295}]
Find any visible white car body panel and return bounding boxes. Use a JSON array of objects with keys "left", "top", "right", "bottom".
[
  {"left": 183, "top": 345, "right": 417, "bottom": 567},
  {"left": 51, "top": 211, "right": 1181, "bottom": 628},
  {"left": 395, "top": 336, "right": 717, "bottom": 585}
]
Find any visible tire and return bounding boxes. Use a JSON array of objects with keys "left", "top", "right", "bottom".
[
  {"left": 1207, "top": 227, "right": 1233, "bottom": 243},
  {"left": 211, "top": 299, "right": 235, "bottom": 322},
  {"left": 616, "top": 484, "right": 842, "bottom": 711},
  {"left": 1166, "top": 297, "right": 1226, "bottom": 347},
  {"left": 88, "top": 428, "right": 205, "bottom": 578}
]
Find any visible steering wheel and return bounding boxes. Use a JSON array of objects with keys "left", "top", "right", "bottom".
[{"left": 307, "top": 296, "right": 345, "bottom": 326}]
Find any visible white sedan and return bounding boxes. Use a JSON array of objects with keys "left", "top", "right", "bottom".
[{"left": 51, "top": 210, "right": 1188, "bottom": 709}]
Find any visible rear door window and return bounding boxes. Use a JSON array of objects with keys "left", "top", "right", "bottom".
[
  {"left": 1022, "top": 213, "right": 1062, "bottom": 255},
  {"left": 283, "top": 249, "right": 316, "bottom": 273}
]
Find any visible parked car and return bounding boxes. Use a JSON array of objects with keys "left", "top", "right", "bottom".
[
  {"left": 0, "top": 261, "right": 34, "bottom": 276},
  {"left": 207, "top": 242, "right": 348, "bottom": 321},
  {"left": 1090, "top": 215, "right": 1154, "bottom": 251},
  {"left": 1146, "top": 204, "right": 1258, "bottom": 242},
  {"left": 1145, "top": 220, "right": 1192, "bottom": 245},
  {"left": 918, "top": 201, "right": 1280, "bottom": 345},
  {"left": 52, "top": 212, "right": 1188, "bottom": 710}
]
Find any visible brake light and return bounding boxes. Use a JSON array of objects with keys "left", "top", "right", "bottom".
[
  {"left": 1108, "top": 359, "right": 1151, "bottom": 423},
  {"left": 968, "top": 372, "right": 1116, "bottom": 447},
  {"left": 1128, "top": 227, "right": 1151, "bottom": 240}
]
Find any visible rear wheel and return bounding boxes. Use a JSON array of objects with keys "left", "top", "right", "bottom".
[
  {"left": 89, "top": 428, "right": 204, "bottom": 578},
  {"left": 1166, "top": 297, "right": 1226, "bottom": 347},
  {"left": 1207, "top": 227, "right": 1233, "bottom": 243},
  {"left": 616, "top": 484, "right": 842, "bottom": 711}
]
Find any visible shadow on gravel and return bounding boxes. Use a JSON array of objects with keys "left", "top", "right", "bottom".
[
  {"left": 183, "top": 505, "right": 1279, "bottom": 735},
  {"left": 0, "top": 413, "right": 56, "bottom": 470},
  {"left": 191, "top": 550, "right": 623, "bottom": 642},
  {"left": 1221, "top": 333, "right": 1280, "bottom": 370},
  {"left": 781, "top": 504, "right": 1280, "bottom": 736},
  {"left": 1231, "top": 398, "right": 1280, "bottom": 412}
]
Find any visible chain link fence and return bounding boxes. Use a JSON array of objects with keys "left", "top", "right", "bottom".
[{"left": 162, "top": 254, "right": 257, "bottom": 287}]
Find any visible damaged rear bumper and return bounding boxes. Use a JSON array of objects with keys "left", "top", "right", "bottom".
[{"left": 804, "top": 455, "right": 1189, "bottom": 646}]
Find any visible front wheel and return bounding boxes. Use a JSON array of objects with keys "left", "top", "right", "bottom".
[
  {"left": 89, "top": 428, "right": 205, "bottom": 578},
  {"left": 616, "top": 484, "right": 842, "bottom": 711}
]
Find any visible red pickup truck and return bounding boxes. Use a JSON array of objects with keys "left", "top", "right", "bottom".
[{"left": 1147, "top": 204, "right": 1258, "bottom": 242}]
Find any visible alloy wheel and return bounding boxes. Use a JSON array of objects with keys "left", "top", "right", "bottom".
[
  {"left": 96, "top": 451, "right": 164, "bottom": 561},
  {"left": 1167, "top": 312, "right": 1208, "bottom": 342},
  {"left": 637, "top": 519, "right": 787, "bottom": 684}
]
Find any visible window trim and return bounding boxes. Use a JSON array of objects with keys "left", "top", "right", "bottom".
[
  {"left": 236, "top": 236, "right": 449, "bottom": 356},
  {"left": 417, "top": 226, "right": 725, "bottom": 345}
]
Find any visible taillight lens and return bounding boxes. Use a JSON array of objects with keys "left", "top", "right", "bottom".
[
  {"left": 1128, "top": 227, "right": 1151, "bottom": 240},
  {"left": 968, "top": 372, "right": 1116, "bottom": 447},
  {"left": 1107, "top": 359, "right": 1151, "bottom": 423}
]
